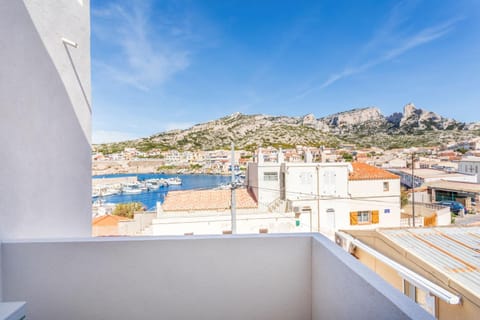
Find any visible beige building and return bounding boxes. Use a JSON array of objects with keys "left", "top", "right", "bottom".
[{"left": 337, "top": 227, "right": 480, "bottom": 319}]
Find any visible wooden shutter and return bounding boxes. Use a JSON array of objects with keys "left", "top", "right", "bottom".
[
  {"left": 350, "top": 211, "right": 358, "bottom": 225},
  {"left": 371, "top": 210, "right": 379, "bottom": 224}
]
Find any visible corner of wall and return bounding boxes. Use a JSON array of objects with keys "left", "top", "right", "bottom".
[{"left": 0, "top": 242, "right": 3, "bottom": 301}]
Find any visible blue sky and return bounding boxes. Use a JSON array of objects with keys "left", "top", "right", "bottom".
[{"left": 91, "top": 0, "right": 480, "bottom": 143}]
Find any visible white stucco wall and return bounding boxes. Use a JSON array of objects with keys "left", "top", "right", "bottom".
[
  {"left": 349, "top": 179, "right": 400, "bottom": 198},
  {"left": 436, "top": 207, "right": 452, "bottom": 226},
  {"left": 247, "top": 163, "right": 282, "bottom": 208},
  {"left": 2, "top": 236, "right": 312, "bottom": 320},
  {"left": 345, "top": 179, "right": 401, "bottom": 230},
  {"left": 311, "top": 235, "right": 432, "bottom": 320},
  {"left": 284, "top": 163, "right": 350, "bottom": 201},
  {"left": 0, "top": 0, "right": 91, "bottom": 239},
  {"left": 150, "top": 211, "right": 301, "bottom": 235},
  {"left": 0, "top": 243, "right": 2, "bottom": 301},
  {"left": 458, "top": 159, "right": 480, "bottom": 183}
]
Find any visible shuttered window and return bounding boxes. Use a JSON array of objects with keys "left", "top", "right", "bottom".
[
  {"left": 350, "top": 210, "right": 380, "bottom": 225},
  {"left": 350, "top": 211, "right": 358, "bottom": 225}
]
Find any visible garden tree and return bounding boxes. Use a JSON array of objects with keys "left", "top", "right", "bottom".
[
  {"left": 342, "top": 152, "right": 353, "bottom": 162},
  {"left": 113, "top": 202, "right": 145, "bottom": 219}
]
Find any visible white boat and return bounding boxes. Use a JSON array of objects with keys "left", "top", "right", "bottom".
[
  {"left": 166, "top": 177, "right": 182, "bottom": 185},
  {"left": 122, "top": 183, "right": 143, "bottom": 194},
  {"left": 123, "top": 187, "right": 142, "bottom": 194},
  {"left": 144, "top": 178, "right": 168, "bottom": 190}
]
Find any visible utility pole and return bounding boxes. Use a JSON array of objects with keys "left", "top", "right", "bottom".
[
  {"left": 231, "top": 142, "right": 237, "bottom": 234},
  {"left": 411, "top": 152, "right": 415, "bottom": 227}
]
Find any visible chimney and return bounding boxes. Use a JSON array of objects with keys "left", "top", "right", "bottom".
[{"left": 258, "top": 148, "right": 264, "bottom": 164}]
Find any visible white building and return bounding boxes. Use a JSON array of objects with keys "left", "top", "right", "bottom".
[
  {"left": 247, "top": 158, "right": 401, "bottom": 237},
  {"left": 147, "top": 189, "right": 304, "bottom": 235},
  {"left": 458, "top": 156, "right": 480, "bottom": 183}
]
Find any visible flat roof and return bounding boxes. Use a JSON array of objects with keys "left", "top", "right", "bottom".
[
  {"left": 380, "top": 227, "right": 480, "bottom": 299},
  {"left": 461, "top": 157, "right": 480, "bottom": 162},
  {"left": 425, "top": 180, "right": 480, "bottom": 193},
  {"left": 395, "top": 168, "right": 472, "bottom": 179}
]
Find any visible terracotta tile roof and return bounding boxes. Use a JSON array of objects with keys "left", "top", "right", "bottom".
[
  {"left": 349, "top": 162, "right": 400, "bottom": 181},
  {"left": 92, "top": 214, "right": 130, "bottom": 227},
  {"left": 162, "top": 188, "right": 257, "bottom": 212}
]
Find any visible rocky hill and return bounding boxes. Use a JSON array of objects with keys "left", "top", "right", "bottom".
[{"left": 96, "top": 103, "right": 480, "bottom": 153}]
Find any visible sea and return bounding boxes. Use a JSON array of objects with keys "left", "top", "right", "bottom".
[{"left": 93, "top": 173, "right": 232, "bottom": 210}]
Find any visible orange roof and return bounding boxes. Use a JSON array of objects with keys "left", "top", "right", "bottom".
[
  {"left": 349, "top": 162, "right": 399, "bottom": 181},
  {"left": 92, "top": 214, "right": 130, "bottom": 227},
  {"left": 162, "top": 188, "right": 257, "bottom": 212}
]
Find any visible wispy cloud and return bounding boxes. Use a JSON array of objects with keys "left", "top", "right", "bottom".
[
  {"left": 296, "top": 3, "right": 462, "bottom": 99},
  {"left": 92, "top": 1, "right": 191, "bottom": 91}
]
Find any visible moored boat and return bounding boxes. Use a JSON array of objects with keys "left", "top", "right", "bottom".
[{"left": 166, "top": 177, "right": 182, "bottom": 185}]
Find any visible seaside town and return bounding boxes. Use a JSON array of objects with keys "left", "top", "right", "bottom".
[{"left": 92, "top": 138, "right": 480, "bottom": 237}]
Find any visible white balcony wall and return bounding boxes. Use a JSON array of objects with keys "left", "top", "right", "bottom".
[
  {"left": 2, "top": 236, "right": 312, "bottom": 320},
  {"left": 0, "top": 0, "right": 91, "bottom": 239},
  {"left": 311, "top": 235, "right": 430, "bottom": 319},
  {"left": 1, "top": 235, "right": 432, "bottom": 320}
]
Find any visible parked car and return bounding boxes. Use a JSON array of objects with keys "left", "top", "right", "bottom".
[{"left": 437, "top": 200, "right": 464, "bottom": 214}]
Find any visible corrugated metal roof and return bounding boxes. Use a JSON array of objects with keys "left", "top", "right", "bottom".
[{"left": 381, "top": 227, "right": 480, "bottom": 298}]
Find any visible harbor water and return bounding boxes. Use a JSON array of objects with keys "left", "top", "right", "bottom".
[{"left": 93, "top": 173, "right": 231, "bottom": 210}]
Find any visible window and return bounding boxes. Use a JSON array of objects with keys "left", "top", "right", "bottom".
[
  {"left": 358, "top": 211, "right": 370, "bottom": 224},
  {"left": 263, "top": 171, "right": 278, "bottom": 181},
  {"left": 350, "top": 210, "right": 379, "bottom": 225},
  {"left": 383, "top": 181, "right": 389, "bottom": 192}
]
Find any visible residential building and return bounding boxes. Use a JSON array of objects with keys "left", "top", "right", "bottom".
[
  {"left": 382, "top": 157, "right": 407, "bottom": 169},
  {"left": 92, "top": 214, "right": 130, "bottom": 236},
  {"left": 337, "top": 227, "right": 480, "bottom": 319},
  {"left": 247, "top": 156, "right": 402, "bottom": 237},
  {"left": 148, "top": 188, "right": 304, "bottom": 235},
  {"left": 458, "top": 156, "right": 480, "bottom": 183}
]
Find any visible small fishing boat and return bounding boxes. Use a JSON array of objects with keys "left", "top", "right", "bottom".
[{"left": 166, "top": 177, "right": 182, "bottom": 185}]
